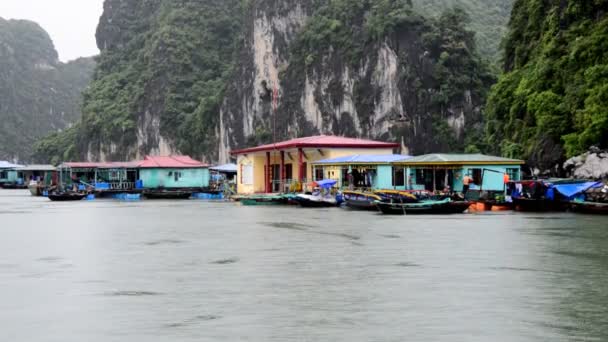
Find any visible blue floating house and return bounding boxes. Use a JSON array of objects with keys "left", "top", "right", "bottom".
[
  {"left": 311, "top": 154, "right": 411, "bottom": 189},
  {"left": 138, "top": 156, "right": 210, "bottom": 189},
  {"left": 394, "top": 154, "right": 525, "bottom": 192}
]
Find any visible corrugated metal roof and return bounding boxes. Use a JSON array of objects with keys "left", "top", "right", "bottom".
[
  {"left": 0, "top": 161, "right": 24, "bottom": 169},
  {"left": 210, "top": 163, "right": 238, "bottom": 172},
  {"left": 231, "top": 135, "right": 399, "bottom": 154},
  {"left": 138, "top": 156, "right": 209, "bottom": 168},
  {"left": 60, "top": 161, "right": 141, "bottom": 169},
  {"left": 312, "top": 154, "right": 411, "bottom": 165},
  {"left": 397, "top": 154, "right": 524, "bottom": 165},
  {"left": 15, "top": 165, "right": 56, "bottom": 171}
]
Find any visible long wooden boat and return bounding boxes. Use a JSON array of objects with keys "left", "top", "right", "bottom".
[
  {"left": 570, "top": 201, "right": 608, "bottom": 215},
  {"left": 512, "top": 197, "right": 558, "bottom": 212},
  {"left": 294, "top": 194, "right": 337, "bottom": 208},
  {"left": 373, "top": 189, "right": 419, "bottom": 202},
  {"left": 48, "top": 192, "right": 87, "bottom": 202},
  {"left": 143, "top": 190, "right": 192, "bottom": 200},
  {"left": 342, "top": 191, "right": 382, "bottom": 211},
  {"left": 0, "top": 183, "right": 28, "bottom": 189},
  {"left": 238, "top": 194, "right": 292, "bottom": 206},
  {"left": 376, "top": 198, "right": 470, "bottom": 215}
]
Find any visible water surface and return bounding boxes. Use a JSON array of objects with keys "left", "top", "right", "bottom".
[{"left": 1, "top": 190, "right": 607, "bottom": 341}]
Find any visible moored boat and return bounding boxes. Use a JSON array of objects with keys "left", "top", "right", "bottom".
[
  {"left": 376, "top": 198, "right": 470, "bottom": 215},
  {"left": 143, "top": 190, "right": 192, "bottom": 200},
  {"left": 240, "top": 194, "right": 289, "bottom": 206},
  {"left": 342, "top": 191, "right": 382, "bottom": 211},
  {"left": 294, "top": 193, "right": 338, "bottom": 207},
  {"left": 48, "top": 192, "right": 87, "bottom": 202},
  {"left": 570, "top": 201, "right": 608, "bottom": 215}
]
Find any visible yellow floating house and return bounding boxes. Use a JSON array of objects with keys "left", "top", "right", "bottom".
[{"left": 230, "top": 135, "right": 399, "bottom": 194}]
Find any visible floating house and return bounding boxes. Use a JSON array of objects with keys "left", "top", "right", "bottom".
[
  {"left": 138, "top": 156, "right": 210, "bottom": 189},
  {"left": 231, "top": 135, "right": 399, "bottom": 194},
  {"left": 58, "top": 161, "right": 141, "bottom": 191},
  {"left": 0, "top": 161, "right": 24, "bottom": 186},
  {"left": 15, "top": 165, "right": 57, "bottom": 182},
  {"left": 394, "top": 154, "right": 525, "bottom": 193},
  {"left": 311, "top": 154, "right": 411, "bottom": 190}
]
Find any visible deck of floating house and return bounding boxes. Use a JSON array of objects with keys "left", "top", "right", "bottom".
[{"left": 230, "top": 135, "right": 399, "bottom": 194}]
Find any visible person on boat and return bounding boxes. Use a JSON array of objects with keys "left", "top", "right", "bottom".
[{"left": 463, "top": 173, "right": 473, "bottom": 196}]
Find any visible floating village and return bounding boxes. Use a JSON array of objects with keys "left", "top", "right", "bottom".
[{"left": 1, "top": 135, "right": 607, "bottom": 215}]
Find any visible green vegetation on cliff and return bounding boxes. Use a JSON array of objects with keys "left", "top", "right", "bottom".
[
  {"left": 485, "top": 0, "right": 608, "bottom": 168},
  {"left": 73, "top": 0, "right": 245, "bottom": 161},
  {"left": 279, "top": 0, "right": 494, "bottom": 153},
  {"left": 0, "top": 17, "right": 95, "bottom": 161}
]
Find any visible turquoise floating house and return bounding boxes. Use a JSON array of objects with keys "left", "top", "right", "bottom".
[
  {"left": 394, "top": 154, "right": 525, "bottom": 192},
  {"left": 139, "top": 156, "right": 210, "bottom": 189},
  {"left": 311, "top": 154, "right": 411, "bottom": 190},
  {"left": 0, "top": 161, "right": 24, "bottom": 186},
  {"left": 312, "top": 153, "right": 525, "bottom": 192}
]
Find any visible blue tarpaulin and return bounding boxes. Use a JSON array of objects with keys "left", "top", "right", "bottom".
[
  {"left": 314, "top": 179, "right": 338, "bottom": 188},
  {"left": 552, "top": 181, "right": 603, "bottom": 200}
]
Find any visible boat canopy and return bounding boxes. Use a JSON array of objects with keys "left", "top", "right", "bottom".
[
  {"left": 210, "top": 164, "right": 238, "bottom": 173},
  {"left": 551, "top": 181, "right": 603, "bottom": 200},
  {"left": 313, "top": 179, "right": 338, "bottom": 189}
]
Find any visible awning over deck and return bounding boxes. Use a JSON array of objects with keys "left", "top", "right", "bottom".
[
  {"left": 395, "top": 154, "right": 524, "bottom": 166},
  {"left": 312, "top": 154, "right": 410, "bottom": 165}
]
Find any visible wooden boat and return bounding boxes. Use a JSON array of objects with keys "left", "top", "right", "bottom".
[
  {"left": 342, "top": 191, "right": 382, "bottom": 211},
  {"left": 512, "top": 197, "right": 556, "bottom": 212},
  {"left": 48, "top": 192, "right": 87, "bottom": 202},
  {"left": 240, "top": 194, "right": 288, "bottom": 206},
  {"left": 376, "top": 198, "right": 470, "bottom": 215},
  {"left": 294, "top": 194, "right": 338, "bottom": 208},
  {"left": 143, "top": 190, "right": 192, "bottom": 200},
  {"left": 1, "top": 183, "right": 28, "bottom": 189},
  {"left": 570, "top": 201, "right": 608, "bottom": 215},
  {"left": 373, "top": 189, "right": 419, "bottom": 202}
]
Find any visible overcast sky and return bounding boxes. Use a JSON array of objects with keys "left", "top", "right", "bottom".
[{"left": 0, "top": 0, "right": 104, "bottom": 62}]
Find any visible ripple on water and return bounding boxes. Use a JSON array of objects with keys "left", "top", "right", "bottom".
[
  {"left": 165, "top": 315, "right": 221, "bottom": 328},
  {"left": 103, "top": 291, "right": 164, "bottom": 297},
  {"left": 145, "top": 239, "right": 185, "bottom": 246},
  {"left": 395, "top": 262, "right": 422, "bottom": 268},
  {"left": 36, "top": 256, "right": 64, "bottom": 263},
  {"left": 211, "top": 258, "right": 239, "bottom": 265}
]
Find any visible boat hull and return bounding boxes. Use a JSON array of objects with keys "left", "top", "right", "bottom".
[
  {"left": 143, "top": 191, "right": 192, "bottom": 200},
  {"left": 294, "top": 195, "right": 337, "bottom": 208},
  {"left": 344, "top": 200, "right": 379, "bottom": 211},
  {"left": 570, "top": 202, "right": 608, "bottom": 215},
  {"left": 376, "top": 200, "right": 470, "bottom": 215},
  {"left": 48, "top": 193, "right": 87, "bottom": 202}
]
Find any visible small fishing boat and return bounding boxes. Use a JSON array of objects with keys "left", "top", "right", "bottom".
[
  {"left": 240, "top": 194, "right": 289, "bottom": 206},
  {"left": 294, "top": 193, "right": 338, "bottom": 207},
  {"left": 294, "top": 179, "right": 339, "bottom": 208},
  {"left": 342, "top": 191, "right": 382, "bottom": 211},
  {"left": 143, "top": 190, "right": 192, "bottom": 200},
  {"left": 48, "top": 192, "right": 87, "bottom": 202},
  {"left": 376, "top": 198, "right": 470, "bottom": 215},
  {"left": 373, "top": 189, "right": 419, "bottom": 203},
  {"left": 570, "top": 201, "right": 608, "bottom": 215}
]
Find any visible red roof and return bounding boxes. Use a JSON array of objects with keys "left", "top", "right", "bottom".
[
  {"left": 138, "top": 155, "right": 208, "bottom": 168},
  {"left": 231, "top": 135, "right": 399, "bottom": 154},
  {"left": 61, "top": 161, "right": 141, "bottom": 169}
]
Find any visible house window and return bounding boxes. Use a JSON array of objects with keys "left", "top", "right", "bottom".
[
  {"left": 506, "top": 168, "right": 520, "bottom": 181},
  {"left": 469, "top": 168, "right": 482, "bottom": 185},
  {"left": 415, "top": 169, "right": 427, "bottom": 185},
  {"left": 392, "top": 167, "right": 405, "bottom": 186},
  {"left": 241, "top": 165, "right": 253, "bottom": 185},
  {"left": 315, "top": 168, "right": 324, "bottom": 181},
  {"left": 174, "top": 171, "right": 183, "bottom": 182},
  {"left": 0, "top": 171, "right": 7, "bottom": 179}
]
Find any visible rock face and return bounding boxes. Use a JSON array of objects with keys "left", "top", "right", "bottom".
[
  {"left": 217, "top": 1, "right": 494, "bottom": 163},
  {"left": 0, "top": 17, "right": 95, "bottom": 161},
  {"left": 39, "top": 0, "right": 505, "bottom": 164},
  {"left": 564, "top": 148, "right": 608, "bottom": 180}
]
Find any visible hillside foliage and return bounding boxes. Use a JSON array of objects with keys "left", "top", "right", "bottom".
[
  {"left": 0, "top": 17, "right": 95, "bottom": 161},
  {"left": 485, "top": 0, "right": 608, "bottom": 169}
]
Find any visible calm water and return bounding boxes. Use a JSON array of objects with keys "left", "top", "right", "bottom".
[{"left": 1, "top": 190, "right": 607, "bottom": 341}]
